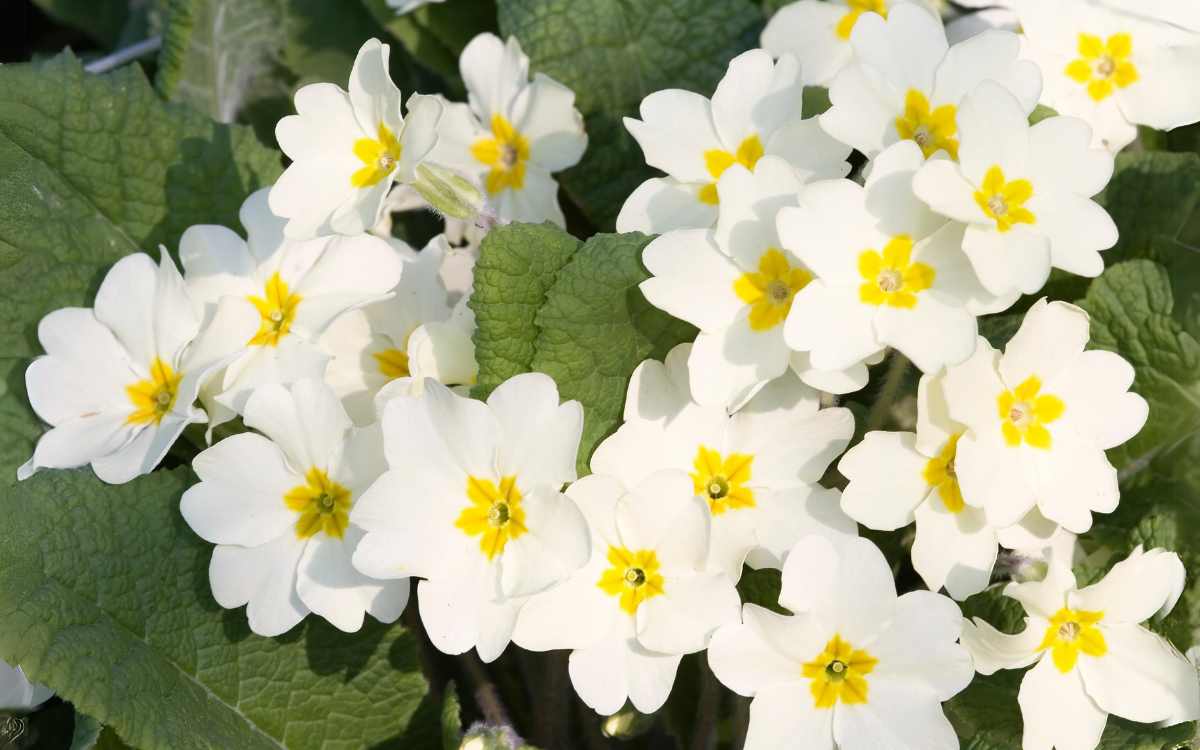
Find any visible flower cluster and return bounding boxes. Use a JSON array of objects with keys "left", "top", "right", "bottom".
[{"left": 16, "top": 1, "right": 1200, "bottom": 747}]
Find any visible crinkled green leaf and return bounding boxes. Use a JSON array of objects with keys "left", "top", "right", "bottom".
[
  {"left": 0, "top": 469, "right": 431, "bottom": 750},
  {"left": 0, "top": 51, "right": 280, "bottom": 474},
  {"left": 497, "top": 0, "right": 762, "bottom": 229},
  {"left": 282, "top": 0, "right": 421, "bottom": 91},
  {"left": 531, "top": 232, "right": 697, "bottom": 474},
  {"left": 1097, "top": 152, "right": 1200, "bottom": 267},
  {"left": 155, "top": 0, "right": 293, "bottom": 125},
  {"left": 468, "top": 222, "right": 582, "bottom": 399},
  {"left": 361, "top": 0, "right": 496, "bottom": 88},
  {"left": 441, "top": 681, "right": 463, "bottom": 750},
  {"left": 69, "top": 710, "right": 104, "bottom": 750},
  {"left": 734, "top": 567, "right": 785, "bottom": 616}
]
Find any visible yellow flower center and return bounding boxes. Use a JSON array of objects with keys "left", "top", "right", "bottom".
[
  {"left": 471, "top": 114, "right": 531, "bottom": 195},
  {"left": 922, "top": 433, "right": 964, "bottom": 513},
  {"left": 455, "top": 476, "right": 528, "bottom": 560},
  {"left": 373, "top": 348, "right": 411, "bottom": 380},
  {"left": 802, "top": 634, "right": 878, "bottom": 708},
  {"left": 1065, "top": 33, "right": 1139, "bottom": 102},
  {"left": 895, "top": 90, "right": 959, "bottom": 160},
  {"left": 996, "top": 375, "right": 1065, "bottom": 450},
  {"left": 857, "top": 235, "right": 934, "bottom": 309},
  {"left": 974, "top": 166, "right": 1036, "bottom": 233},
  {"left": 284, "top": 467, "right": 352, "bottom": 539},
  {"left": 597, "top": 546, "right": 665, "bottom": 615},
  {"left": 690, "top": 445, "right": 755, "bottom": 515},
  {"left": 1037, "top": 607, "right": 1107, "bottom": 673},
  {"left": 699, "top": 134, "right": 764, "bottom": 205},
  {"left": 836, "top": 0, "right": 888, "bottom": 40},
  {"left": 247, "top": 272, "right": 301, "bottom": 347},
  {"left": 351, "top": 122, "right": 403, "bottom": 188},
  {"left": 733, "top": 248, "right": 813, "bottom": 331},
  {"left": 125, "top": 357, "right": 183, "bottom": 425}
]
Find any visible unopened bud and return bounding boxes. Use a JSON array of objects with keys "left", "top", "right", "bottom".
[
  {"left": 413, "top": 163, "right": 486, "bottom": 222},
  {"left": 601, "top": 706, "right": 655, "bottom": 739}
]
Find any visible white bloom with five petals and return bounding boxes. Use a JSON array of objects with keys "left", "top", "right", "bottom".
[
  {"left": 428, "top": 33, "right": 586, "bottom": 227},
  {"left": 1013, "top": 0, "right": 1200, "bottom": 152},
  {"left": 512, "top": 469, "right": 740, "bottom": 715},
  {"left": 270, "top": 38, "right": 442, "bottom": 238},
  {"left": 941, "top": 299, "right": 1148, "bottom": 533},
  {"left": 618, "top": 49, "right": 851, "bottom": 235},
  {"left": 820, "top": 3, "right": 1041, "bottom": 161},
  {"left": 641, "top": 156, "right": 877, "bottom": 407},
  {"left": 20, "top": 250, "right": 257, "bottom": 484},
  {"left": 913, "top": 81, "right": 1118, "bottom": 297},
  {"left": 181, "top": 379, "right": 409, "bottom": 636},
  {"left": 781, "top": 141, "right": 1013, "bottom": 375},
  {"left": 592, "top": 343, "right": 857, "bottom": 581},
  {"left": 961, "top": 548, "right": 1200, "bottom": 750},
  {"left": 351, "top": 375, "right": 589, "bottom": 663},
  {"left": 707, "top": 535, "right": 974, "bottom": 750},
  {"left": 180, "top": 189, "right": 405, "bottom": 431}
]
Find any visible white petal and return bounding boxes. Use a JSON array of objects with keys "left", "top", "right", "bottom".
[
  {"left": 1027, "top": 116, "right": 1114, "bottom": 198},
  {"left": 1003, "top": 561, "right": 1077, "bottom": 620},
  {"left": 637, "top": 573, "right": 740, "bottom": 654},
  {"left": 833, "top": 679, "right": 960, "bottom": 750},
  {"left": 499, "top": 487, "right": 590, "bottom": 599},
  {"left": 707, "top": 605, "right": 821, "bottom": 696},
  {"left": 616, "top": 472, "right": 707, "bottom": 570},
  {"left": 461, "top": 33, "right": 527, "bottom": 121},
  {"left": 914, "top": 371, "right": 960, "bottom": 456},
  {"left": 961, "top": 223, "right": 1052, "bottom": 297},
  {"left": 182, "top": 433, "right": 299, "bottom": 546},
  {"left": 514, "top": 73, "right": 587, "bottom": 172},
  {"left": 348, "top": 39, "right": 403, "bottom": 139},
  {"left": 91, "top": 416, "right": 192, "bottom": 485},
  {"left": 913, "top": 500, "right": 998, "bottom": 601},
  {"left": 511, "top": 556, "right": 620, "bottom": 652},
  {"left": 747, "top": 486, "right": 858, "bottom": 572},
  {"left": 209, "top": 536, "right": 308, "bottom": 637},
  {"left": 959, "top": 617, "right": 1044, "bottom": 675},
  {"left": 382, "top": 379, "right": 499, "bottom": 478},
  {"left": 1018, "top": 656, "right": 1108, "bottom": 750},
  {"left": 956, "top": 80, "right": 1030, "bottom": 186},
  {"left": 616, "top": 177, "right": 718, "bottom": 234},
  {"left": 863, "top": 141, "right": 947, "bottom": 240},
  {"left": 24, "top": 311, "right": 131, "bottom": 425},
  {"left": 941, "top": 334, "right": 1004, "bottom": 431},
  {"left": 488, "top": 372, "right": 581, "bottom": 487},
  {"left": 1078, "top": 623, "right": 1200, "bottom": 725},
  {"left": 21, "top": 412, "right": 136, "bottom": 480},
  {"left": 297, "top": 529, "right": 407, "bottom": 633},
  {"left": 820, "top": 62, "right": 897, "bottom": 158},
  {"left": 1031, "top": 427, "right": 1118, "bottom": 533},
  {"left": 730, "top": 395, "right": 847, "bottom": 485},
  {"left": 784, "top": 282, "right": 882, "bottom": 372},
  {"left": 395, "top": 93, "right": 442, "bottom": 181},
  {"left": 761, "top": 0, "right": 852, "bottom": 87},
  {"left": 782, "top": 180, "right": 884, "bottom": 284},
  {"left": 622, "top": 346, "right": 692, "bottom": 423},
  {"left": 765, "top": 117, "right": 852, "bottom": 182},
  {"left": 850, "top": 4, "right": 947, "bottom": 99},
  {"left": 838, "top": 431, "right": 930, "bottom": 531},
  {"left": 242, "top": 379, "right": 351, "bottom": 472},
  {"left": 625, "top": 90, "right": 723, "bottom": 183},
  {"left": 711, "top": 50, "right": 804, "bottom": 149},
  {"left": 867, "top": 589, "right": 973, "bottom": 700},
  {"left": 1118, "top": 44, "right": 1200, "bottom": 131},
  {"left": 1053, "top": 350, "right": 1147, "bottom": 451},
  {"left": 911, "top": 159, "right": 989, "bottom": 226},
  {"left": 1027, "top": 192, "right": 1115, "bottom": 278},
  {"left": 1071, "top": 547, "right": 1186, "bottom": 624},
  {"left": 687, "top": 316, "right": 791, "bottom": 409},
  {"left": 955, "top": 429, "right": 1038, "bottom": 528},
  {"left": 876, "top": 293, "right": 978, "bottom": 374},
  {"left": 933, "top": 30, "right": 1042, "bottom": 114},
  {"left": 744, "top": 683, "right": 835, "bottom": 750},
  {"left": 569, "top": 634, "right": 682, "bottom": 715},
  {"left": 288, "top": 234, "right": 406, "bottom": 336},
  {"left": 640, "top": 229, "right": 744, "bottom": 333},
  {"left": 779, "top": 536, "right": 896, "bottom": 644}
]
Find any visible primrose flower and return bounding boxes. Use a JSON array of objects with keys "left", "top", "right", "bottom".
[
  {"left": 321, "top": 235, "right": 477, "bottom": 424},
  {"left": 840, "top": 370, "right": 1070, "bottom": 600},
  {"left": 781, "top": 141, "right": 1013, "bottom": 375},
  {"left": 941, "top": 299, "right": 1148, "bottom": 533},
  {"left": 762, "top": 0, "right": 937, "bottom": 86},
  {"left": 962, "top": 548, "right": 1200, "bottom": 749},
  {"left": 351, "top": 374, "right": 589, "bottom": 663},
  {"left": 618, "top": 49, "right": 851, "bottom": 235},
  {"left": 19, "top": 250, "right": 257, "bottom": 484},
  {"left": 270, "top": 38, "right": 442, "bottom": 238},
  {"left": 592, "top": 343, "right": 857, "bottom": 581},
  {"left": 913, "top": 81, "right": 1117, "bottom": 297},
  {"left": 641, "top": 157, "right": 876, "bottom": 407},
  {"left": 0, "top": 661, "right": 52, "bottom": 713},
  {"left": 1013, "top": 0, "right": 1200, "bottom": 152},
  {"left": 820, "top": 3, "right": 1041, "bottom": 161},
  {"left": 428, "top": 33, "right": 586, "bottom": 226},
  {"left": 512, "top": 470, "right": 740, "bottom": 715},
  {"left": 180, "top": 189, "right": 404, "bottom": 431},
  {"left": 181, "top": 379, "right": 409, "bottom": 636},
  {"left": 708, "top": 535, "right": 974, "bottom": 750}
]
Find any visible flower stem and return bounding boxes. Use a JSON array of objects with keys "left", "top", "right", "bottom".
[{"left": 866, "top": 350, "right": 911, "bottom": 432}]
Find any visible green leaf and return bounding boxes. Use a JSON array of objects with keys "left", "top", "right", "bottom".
[
  {"left": 70, "top": 710, "right": 103, "bottom": 750},
  {"left": 441, "top": 681, "right": 463, "bottom": 750},
  {"left": 282, "top": 0, "right": 418, "bottom": 90},
  {"left": 468, "top": 222, "right": 582, "bottom": 399},
  {"left": 156, "top": 0, "right": 293, "bottom": 126},
  {"left": 497, "top": 0, "right": 762, "bottom": 229},
  {"left": 1076, "top": 260, "right": 1200, "bottom": 472},
  {"left": 530, "top": 232, "right": 697, "bottom": 474},
  {"left": 361, "top": 0, "right": 497, "bottom": 87},
  {"left": 0, "top": 469, "right": 431, "bottom": 750},
  {"left": 30, "top": 0, "right": 131, "bottom": 48},
  {"left": 735, "top": 567, "right": 785, "bottom": 615},
  {"left": 1097, "top": 152, "right": 1200, "bottom": 267},
  {"left": 0, "top": 51, "right": 280, "bottom": 475}
]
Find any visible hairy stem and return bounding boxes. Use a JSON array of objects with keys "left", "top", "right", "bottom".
[{"left": 865, "top": 350, "right": 911, "bottom": 432}]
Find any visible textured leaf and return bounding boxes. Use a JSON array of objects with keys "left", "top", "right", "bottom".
[
  {"left": 69, "top": 710, "right": 103, "bottom": 750},
  {"left": 0, "top": 51, "right": 280, "bottom": 475},
  {"left": 361, "top": 0, "right": 497, "bottom": 88},
  {"left": 156, "top": 0, "right": 292, "bottom": 125},
  {"left": 1097, "top": 152, "right": 1200, "bottom": 267},
  {"left": 497, "top": 0, "right": 762, "bottom": 229},
  {"left": 441, "top": 681, "right": 463, "bottom": 750},
  {"left": 1077, "top": 261, "right": 1200, "bottom": 472},
  {"left": 531, "top": 232, "right": 697, "bottom": 474},
  {"left": 468, "top": 222, "right": 581, "bottom": 399},
  {"left": 0, "top": 469, "right": 430, "bottom": 750},
  {"left": 282, "top": 0, "right": 419, "bottom": 89},
  {"left": 734, "top": 567, "right": 785, "bottom": 616}
]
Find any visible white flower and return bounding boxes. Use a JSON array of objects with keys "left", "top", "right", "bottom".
[
  {"left": 641, "top": 157, "right": 875, "bottom": 407},
  {"left": 820, "top": 3, "right": 1041, "bottom": 161},
  {"left": 321, "top": 235, "right": 477, "bottom": 425},
  {"left": 781, "top": 141, "right": 1013, "bottom": 375},
  {"left": 945, "top": 8, "right": 1019, "bottom": 46},
  {"left": 591, "top": 343, "right": 857, "bottom": 581},
  {"left": 351, "top": 374, "right": 589, "bottom": 663},
  {"left": 762, "top": 0, "right": 938, "bottom": 86},
  {"left": 179, "top": 189, "right": 405, "bottom": 431},
  {"left": 270, "top": 38, "right": 442, "bottom": 238},
  {"left": 961, "top": 548, "right": 1200, "bottom": 750},
  {"left": 180, "top": 379, "right": 409, "bottom": 636},
  {"left": 913, "top": 81, "right": 1118, "bottom": 297},
  {"left": 19, "top": 250, "right": 257, "bottom": 484},
  {"left": 512, "top": 469, "right": 740, "bottom": 715},
  {"left": 617, "top": 49, "right": 851, "bottom": 235},
  {"left": 941, "top": 299, "right": 1148, "bottom": 533},
  {"left": 1013, "top": 0, "right": 1200, "bottom": 152},
  {"left": 839, "top": 370, "right": 1071, "bottom": 600},
  {"left": 708, "top": 535, "right": 974, "bottom": 750},
  {"left": 428, "top": 33, "right": 586, "bottom": 227},
  {"left": 0, "top": 661, "right": 52, "bottom": 713}
]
